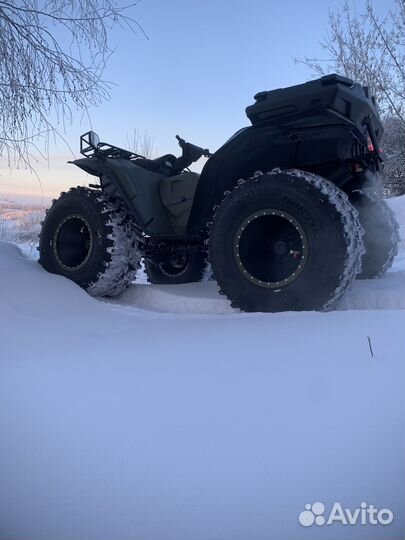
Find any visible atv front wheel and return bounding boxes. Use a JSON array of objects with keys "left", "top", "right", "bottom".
[
  {"left": 144, "top": 251, "right": 207, "bottom": 284},
  {"left": 39, "top": 187, "right": 140, "bottom": 297},
  {"left": 209, "top": 169, "right": 364, "bottom": 312},
  {"left": 350, "top": 190, "right": 399, "bottom": 279}
]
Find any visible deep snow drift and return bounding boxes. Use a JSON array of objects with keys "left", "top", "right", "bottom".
[{"left": 0, "top": 196, "right": 404, "bottom": 540}]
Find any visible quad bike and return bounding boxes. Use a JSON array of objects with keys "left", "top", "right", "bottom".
[{"left": 39, "top": 74, "right": 399, "bottom": 312}]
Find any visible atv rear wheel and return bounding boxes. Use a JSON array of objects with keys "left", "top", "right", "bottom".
[
  {"left": 39, "top": 187, "right": 140, "bottom": 297},
  {"left": 209, "top": 169, "right": 364, "bottom": 312},
  {"left": 144, "top": 251, "right": 207, "bottom": 284},
  {"left": 350, "top": 190, "right": 399, "bottom": 279}
]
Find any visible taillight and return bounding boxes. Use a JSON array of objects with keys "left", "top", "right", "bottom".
[{"left": 367, "top": 136, "right": 374, "bottom": 152}]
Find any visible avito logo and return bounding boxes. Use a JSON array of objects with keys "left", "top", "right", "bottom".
[{"left": 298, "top": 502, "right": 394, "bottom": 527}]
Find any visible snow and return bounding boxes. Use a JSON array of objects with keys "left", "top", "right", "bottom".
[
  {"left": 0, "top": 196, "right": 404, "bottom": 540},
  {"left": 106, "top": 272, "right": 405, "bottom": 313}
]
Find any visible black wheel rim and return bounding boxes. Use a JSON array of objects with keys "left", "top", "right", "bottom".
[
  {"left": 158, "top": 253, "right": 190, "bottom": 277},
  {"left": 53, "top": 214, "right": 93, "bottom": 271},
  {"left": 234, "top": 210, "right": 308, "bottom": 288}
]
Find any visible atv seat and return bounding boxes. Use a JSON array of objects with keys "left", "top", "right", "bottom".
[{"left": 135, "top": 154, "right": 176, "bottom": 176}]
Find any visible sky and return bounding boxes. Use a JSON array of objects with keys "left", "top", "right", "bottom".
[{"left": 0, "top": 0, "right": 395, "bottom": 204}]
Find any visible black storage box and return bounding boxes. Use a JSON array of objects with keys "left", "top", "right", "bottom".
[{"left": 245, "top": 74, "right": 381, "bottom": 138}]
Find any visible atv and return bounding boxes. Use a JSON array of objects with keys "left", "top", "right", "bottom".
[{"left": 39, "top": 74, "right": 399, "bottom": 312}]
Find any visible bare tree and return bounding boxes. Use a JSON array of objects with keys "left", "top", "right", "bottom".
[
  {"left": 297, "top": 0, "right": 405, "bottom": 195},
  {"left": 0, "top": 0, "right": 143, "bottom": 166},
  {"left": 126, "top": 128, "right": 155, "bottom": 158},
  {"left": 382, "top": 117, "right": 405, "bottom": 196},
  {"left": 298, "top": 0, "right": 405, "bottom": 122}
]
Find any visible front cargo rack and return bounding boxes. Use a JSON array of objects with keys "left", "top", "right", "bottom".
[{"left": 80, "top": 131, "right": 145, "bottom": 161}]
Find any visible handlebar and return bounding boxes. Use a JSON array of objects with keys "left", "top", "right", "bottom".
[
  {"left": 175, "top": 134, "right": 186, "bottom": 147},
  {"left": 169, "top": 134, "right": 212, "bottom": 174},
  {"left": 176, "top": 135, "right": 212, "bottom": 159}
]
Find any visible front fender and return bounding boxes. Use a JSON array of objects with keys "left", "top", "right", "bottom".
[
  {"left": 69, "top": 157, "right": 104, "bottom": 177},
  {"left": 68, "top": 156, "right": 174, "bottom": 236}
]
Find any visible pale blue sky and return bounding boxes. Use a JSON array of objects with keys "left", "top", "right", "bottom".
[
  {"left": 0, "top": 0, "right": 394, "bottom": 202},
  {"left": 86, "top": 0, "right": 336, "bottom": 152}
]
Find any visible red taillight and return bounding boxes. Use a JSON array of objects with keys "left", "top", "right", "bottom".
[{"left": 367, "top": 136, "right": 374, "bottom": 152}]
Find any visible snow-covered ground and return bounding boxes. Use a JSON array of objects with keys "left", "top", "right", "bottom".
[{"left": 0, "top": 197, "right": 404, "bottom": 540}]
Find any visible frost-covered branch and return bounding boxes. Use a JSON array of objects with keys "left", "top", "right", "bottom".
[{"left": 0, "top": 0, "right": 143, "bottom": 165}]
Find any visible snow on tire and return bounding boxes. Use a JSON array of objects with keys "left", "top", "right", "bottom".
[
  {"left": 208, "top": 168, "right": 364, "bottom": 312},
  {"left": 350, "top": 189, "right": 400, "bottom": 279},
  {"left": 39, "top": 187, "right": 140, "bottom": 297}
]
